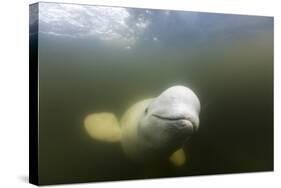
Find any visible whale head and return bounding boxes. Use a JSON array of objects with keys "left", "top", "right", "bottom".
[{"left": 138, "top": 86, "right": 201, "bottom": 156}]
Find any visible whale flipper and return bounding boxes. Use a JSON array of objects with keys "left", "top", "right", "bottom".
[
  {"left": 84, "top": 112, "right": 121, "bottom": 142},
  {"left": 169, "top": 148, "right": 186, "bottom": 166}
]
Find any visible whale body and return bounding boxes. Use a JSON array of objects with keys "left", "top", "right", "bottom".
[{"left": 84, "top": 85, "right": 200, "bottom": 166}]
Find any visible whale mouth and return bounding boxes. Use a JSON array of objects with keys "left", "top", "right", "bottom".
[
  {"left": 152, "top": 114, "right": 190, "bottom": 121},
  {"left": 152, "top": 113, "right": 195, "bottom": 129}
]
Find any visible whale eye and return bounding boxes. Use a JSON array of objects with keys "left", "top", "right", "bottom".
[{"left": 144, "top": 107, "right": 148, "bottom": 114}]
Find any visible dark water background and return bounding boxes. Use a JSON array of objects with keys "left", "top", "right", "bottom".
[{"left": 34, "top": 4, "right": 273, "bottom": 185}]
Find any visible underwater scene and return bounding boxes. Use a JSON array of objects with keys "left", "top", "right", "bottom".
[{"left": 30, "top": 2, "right": 273, "bottom": 185}]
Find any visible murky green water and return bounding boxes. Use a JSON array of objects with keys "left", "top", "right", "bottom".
[{"left": 34, "top": 3, "right": 273, "bottom": 185}]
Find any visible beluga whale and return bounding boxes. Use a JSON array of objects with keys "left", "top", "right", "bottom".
[{"left": 84, "top": 85, "right": 200, "bottom": 167}]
